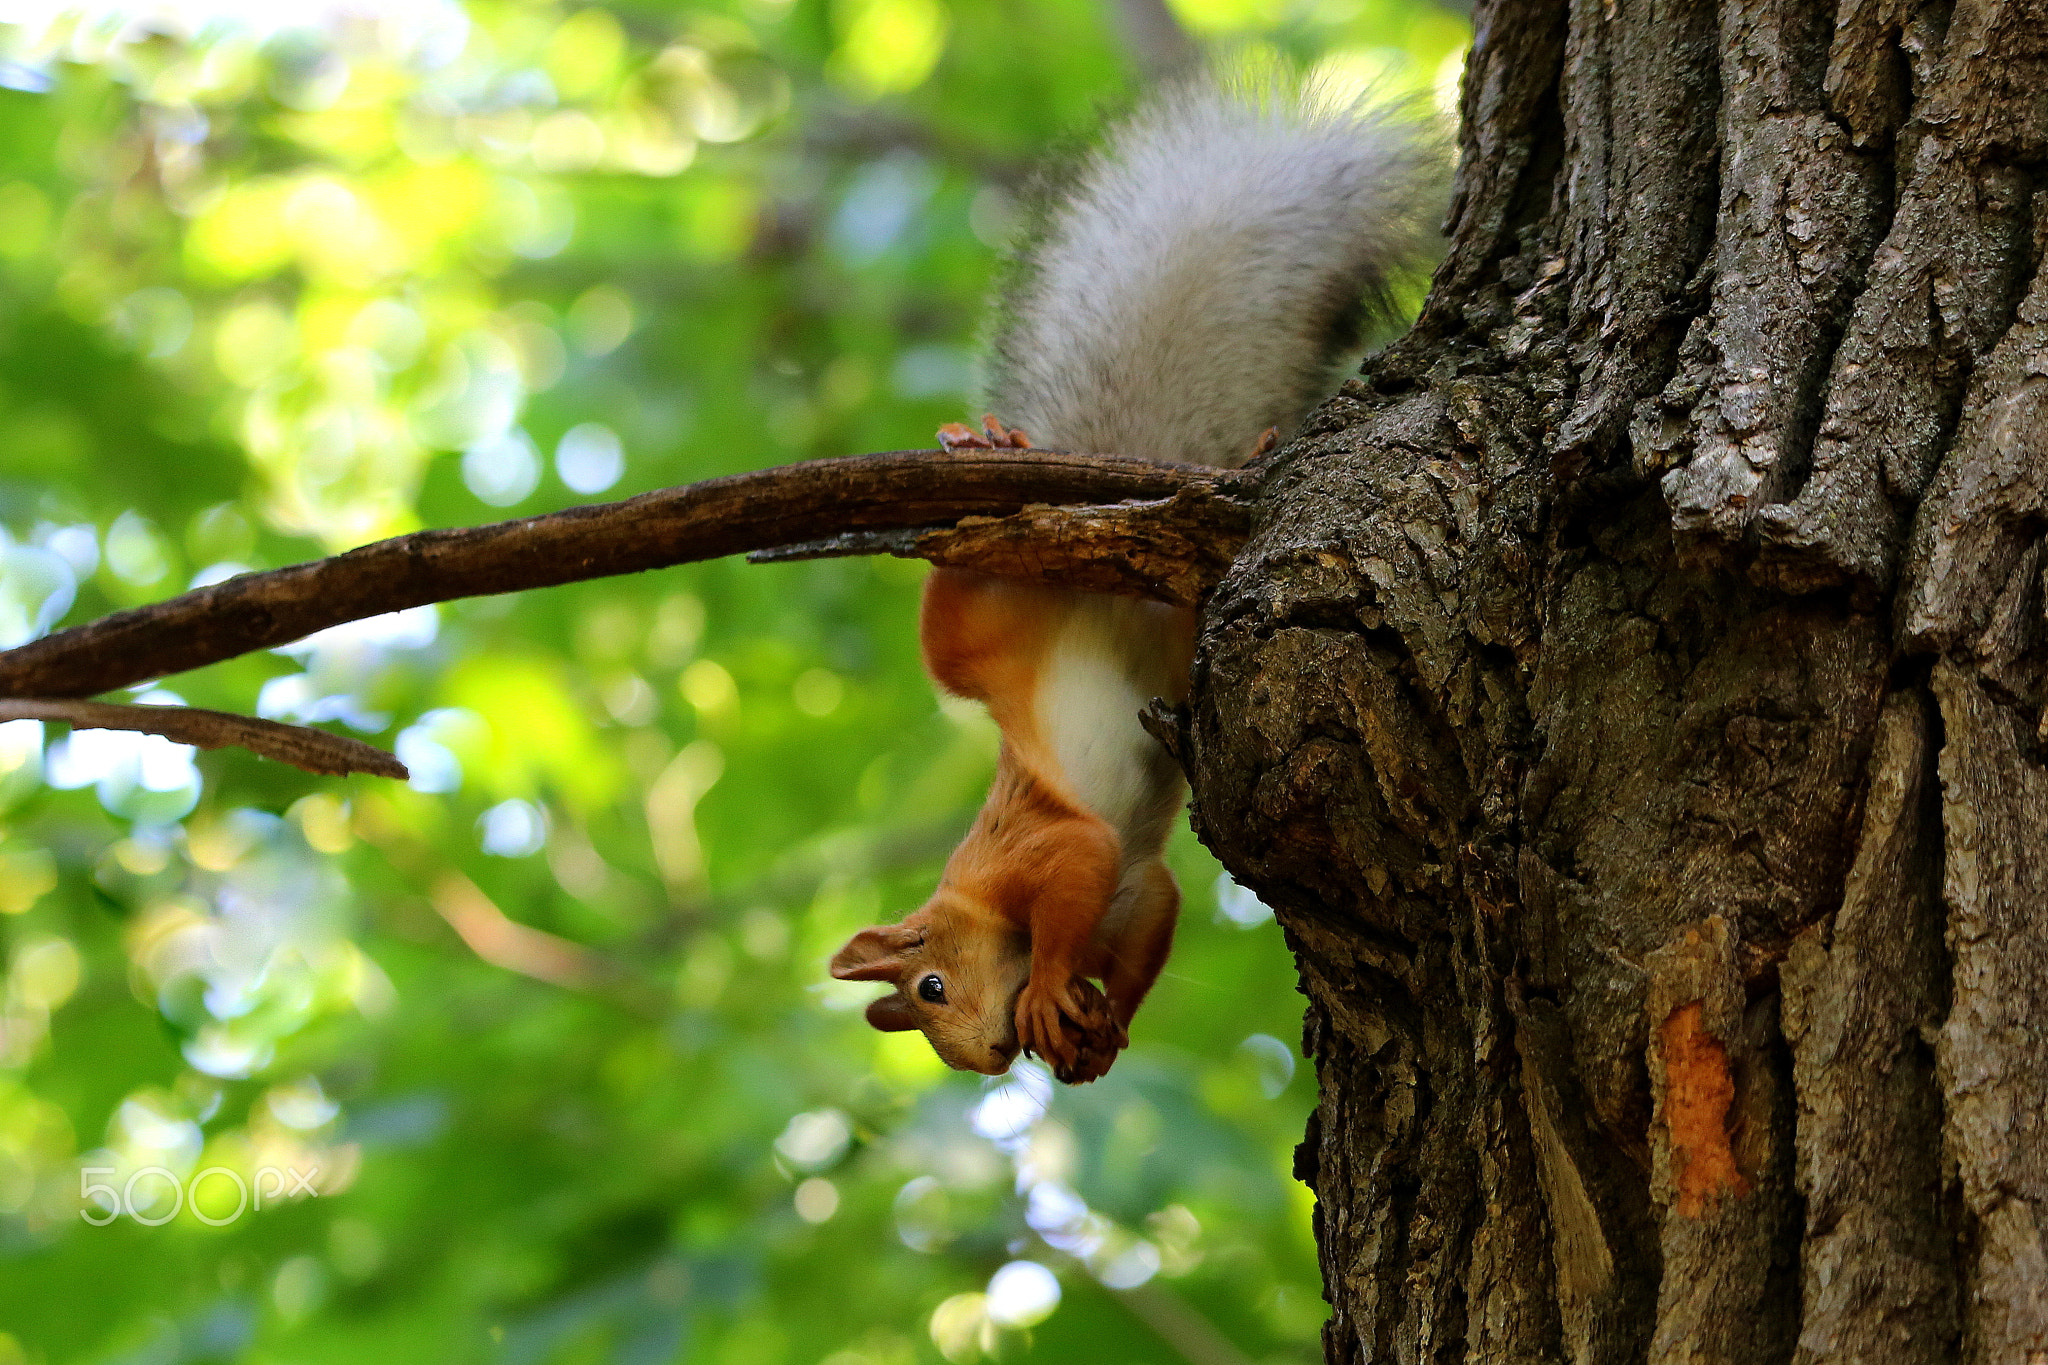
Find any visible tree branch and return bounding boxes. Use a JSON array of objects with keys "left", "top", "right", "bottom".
[
  {"left": 0, "top": 699, "right": 406, "bottom": 778},
  {"left": 0, "top": 450, "right": 1254, "bottom": 701}
]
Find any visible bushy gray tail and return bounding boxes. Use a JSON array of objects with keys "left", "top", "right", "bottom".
[{"left": 985, "top": 77, "right": 1443, "bottom": 469}]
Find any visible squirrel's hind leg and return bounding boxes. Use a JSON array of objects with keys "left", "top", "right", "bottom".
[
  {"left": 1101, "top": 861, "right": 1180, "bottom": 1046},
  {"left": 936, "top": 415, "right": 1033, "bottom": 450}
]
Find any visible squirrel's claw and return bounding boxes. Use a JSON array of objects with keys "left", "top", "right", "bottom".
[
  {"left": 982, "top": 414, "right": 1032, "bottom": 448},
  {"left": 936, "top": 415, "right": 1033, "bottom": 451},
  {"left": 936, "top": 422, "right": 987, "bottom": 451}
]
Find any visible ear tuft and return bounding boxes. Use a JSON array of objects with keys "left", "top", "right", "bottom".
[
  {"left": 864, "top": 994, "right": 919, "bottom": 1032},
  {"left": 829, "top": 923, "right": 921, "bottom": 981}
]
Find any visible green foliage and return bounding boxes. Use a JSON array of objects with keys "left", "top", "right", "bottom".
[{"left": 0, "top": 1, "right": 1465, "bottom": 1362}]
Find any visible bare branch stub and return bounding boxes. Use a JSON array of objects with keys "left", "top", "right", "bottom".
[
  {"left": 751, "top": 484, "right": 1255, "bottom": 607},
  {"left": 912, "top": 484, "right": 1251, "bottom": 608},
  {"left": 0, "top": 449, "right": 1255, "bottom": 701}
]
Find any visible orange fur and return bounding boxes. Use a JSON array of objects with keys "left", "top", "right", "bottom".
[{"left": 832, "top": 569, "right": 1190, "bottom": 1083}]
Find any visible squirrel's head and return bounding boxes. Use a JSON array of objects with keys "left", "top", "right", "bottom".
[{"left": 829, "top": 896, "right": 1030, "bottom": 1076}]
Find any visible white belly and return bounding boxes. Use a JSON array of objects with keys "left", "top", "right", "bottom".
[{"left": 1032, "top": 595, "right": 1189, "bottom": 862}]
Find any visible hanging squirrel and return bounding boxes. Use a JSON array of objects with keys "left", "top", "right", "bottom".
[{"left": 831, "top": 75, "right": 1440, "bottom": 1083}]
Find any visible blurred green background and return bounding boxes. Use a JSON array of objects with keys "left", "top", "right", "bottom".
[{"left": 0, "top": 1, "right": 1464, "bottom": 1361}]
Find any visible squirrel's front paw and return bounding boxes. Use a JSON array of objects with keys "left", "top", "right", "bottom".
[
  {"left": 1053, "top": 1029, "right": 1120, "bottom": 1084},
  {"left": 1017, "top": 977, "right": 1118, "bottom": 1078},
  {"left": 1015, "top": 979, "right": 1078, "bottom": 1070}
]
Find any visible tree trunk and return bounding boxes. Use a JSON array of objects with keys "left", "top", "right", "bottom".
[{"left": 1175, "top": 0, "right": 2048, "bottom": 1356}]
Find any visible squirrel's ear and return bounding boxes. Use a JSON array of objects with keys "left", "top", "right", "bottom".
[
  {"left": 864, "top": 994, "right": 919, "bottom": 1032},
  {"left": 830, "top": 924, "right": 921, "bottom": 981}
]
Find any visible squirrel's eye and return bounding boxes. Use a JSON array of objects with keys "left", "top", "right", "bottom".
[{"left": 917, "top": 974, "right": 946, "bottom": 1004}]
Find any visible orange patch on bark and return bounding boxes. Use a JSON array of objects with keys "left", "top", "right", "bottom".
[{"left": 1660, "top": 1002, "right": 1750, "bottom": 1217}]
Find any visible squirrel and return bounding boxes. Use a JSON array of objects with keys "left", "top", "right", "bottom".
[{"left": 831, "top": 75, "right": 1440, "bottom": 1083}]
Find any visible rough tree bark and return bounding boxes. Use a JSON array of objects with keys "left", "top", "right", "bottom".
[{"left": 1170, "top": 0, "right": 2048, "bottom": 1357}]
